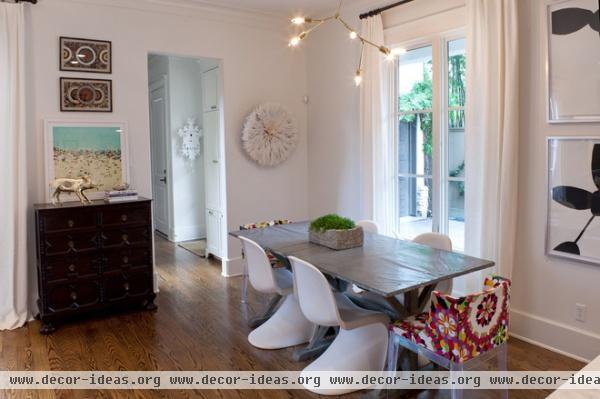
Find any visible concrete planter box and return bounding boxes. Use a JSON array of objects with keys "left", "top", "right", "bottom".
[{"left": 309, "top": 226, "right": 364, "bottom": 250}]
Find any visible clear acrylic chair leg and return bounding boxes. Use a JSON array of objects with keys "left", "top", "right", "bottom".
[
  {"left": 497, "top": 345, "right": 508, "bottom": 399},
  {"left": 450, "top": 361, "right": 465, "bottom": 399},
  {"left": 386, "top": 331, "right": 399, "bottom": 372}
]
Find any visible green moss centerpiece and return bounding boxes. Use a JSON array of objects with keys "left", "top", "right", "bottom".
[{"left": 309, "top": 214, "right": 363, "bottom": 250}]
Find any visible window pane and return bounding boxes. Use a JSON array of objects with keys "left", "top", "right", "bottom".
[
  {"left": 448, "top": 112, "right": 465, "bottom": 178},
  {"left": 399, "top": 46, "right": 433, "bottom": 112},
  {"left": 398, "top": 176, "right": 433, "bottom": 240},
  {"left": 398, "top": 113, "right": 433, "bottom": 176},
  {"left": 448, "top": 181, "right": 465, "bottom": 251},
  {"left": 449, "top": 109, "right": 465, "bottom": 130},
  {"left": 448, "top": 39, "right": 466, "bottom": 108}
]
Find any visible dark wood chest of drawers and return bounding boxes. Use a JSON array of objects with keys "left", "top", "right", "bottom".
[{"left": 34, "top": 198, "right": 156, "bottom": 334}]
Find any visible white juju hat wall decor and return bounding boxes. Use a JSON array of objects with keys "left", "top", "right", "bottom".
[
  {"left": 177, "top": 118, "right": 202, "bottom": 161},
  {"left": 242, "top": 103, "right": 298, "bottom": 167}
]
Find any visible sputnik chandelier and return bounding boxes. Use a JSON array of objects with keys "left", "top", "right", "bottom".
[{"left": 288, "top": 0, "right": 405, "bottom": 86}]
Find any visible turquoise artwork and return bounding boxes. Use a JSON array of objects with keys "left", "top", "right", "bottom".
[{"left": 52, "top": 125, "right": 123, "bottom": 192}]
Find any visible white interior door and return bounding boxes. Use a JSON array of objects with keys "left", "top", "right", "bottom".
[
  {"left": 149, "top": 79, "right": 170, "bottom": 235},
  {"left": 202, "top": 68, "right": 219, "bottom": 112}
]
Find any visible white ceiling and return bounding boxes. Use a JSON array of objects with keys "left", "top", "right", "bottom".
[{"left": 192, "top": 0, "right": 345, "bottom": 16}]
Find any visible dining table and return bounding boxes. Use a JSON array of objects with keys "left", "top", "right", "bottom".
[{"left": 229, "top": 221, "right": 495, "bottom": 363}]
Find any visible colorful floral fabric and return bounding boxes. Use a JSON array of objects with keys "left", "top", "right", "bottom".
[
  {"left": 240, "top": 220, "right": 292, "bottom": 230},
  {"left": 391, "top": 276, "right": 511, "bottom": 364},
  {"left": 239, "top": 220, "right": 292, "bottom": 268}
]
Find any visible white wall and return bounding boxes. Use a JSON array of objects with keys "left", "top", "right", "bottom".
[
  {"left": 306, "top": 14, "right": 362, "bottom": 220},
  {"left": 510, "top": 0, "right": 600, "bottom": 362},
  {"left": 306, "top": 0, "right": 600, "bottom": 361},
  {"left": 25, "top": 0, "right": 309, "bottom": 276}
]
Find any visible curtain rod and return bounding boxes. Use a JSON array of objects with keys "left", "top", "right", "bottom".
[{"left": 359, "top": 0, "right": 414, "bottom": 20}]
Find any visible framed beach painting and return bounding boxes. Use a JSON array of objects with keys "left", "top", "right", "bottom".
[
  {"left": 547, "top": 137, "right": 600, "bottom": 265},
  {"left": 44, "top": 120, "right": 129, "bottom": 202},
  {"left": 546, "top": 0, "right": 600, "bottom": 123}
]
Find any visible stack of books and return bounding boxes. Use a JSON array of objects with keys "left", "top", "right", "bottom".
[{"left": 104, "top": 190, "right": 138, "bottom": 203}]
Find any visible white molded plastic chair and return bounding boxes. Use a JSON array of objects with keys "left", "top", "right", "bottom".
[
  {"left": 356, "top": 220, "right": 379, "bottom": 234},
  {"left": 289, "top": 256, "right": 389, "bottom": 396},
  {"left": 413, "top": 232, "right": 453, "bottom": 297},
  {"left": 239, "top": 237, "right": 314, "bottom": 349}
]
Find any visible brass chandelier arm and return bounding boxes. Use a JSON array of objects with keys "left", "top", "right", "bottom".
[{"left": 288, "top": 0, "right": 394, "bottom": 85}]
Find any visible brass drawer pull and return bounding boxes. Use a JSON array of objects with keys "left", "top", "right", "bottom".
[
  {"left": 68, "top": 264, "right": 76, "bottom": 272},
  {"left": 67, "top": 240, "right": 75, "bottom": 249},
  {"left": 121, "top": 214, "right": 128, "bottom": 222},
  {"left": 70, "top": 291, "right": 78, "bottom": 301},
  {"left": 67, "top": 220, "right": 75, "bottom": 228},
  {"left": 123, "top": 283, "right": 130, "bottom": 291},
  {"left": 122, "top": 256, "right": 129, "bottom": 264},
  {"left": 122, "top": 234, "right": 129, "bottom": 242}
]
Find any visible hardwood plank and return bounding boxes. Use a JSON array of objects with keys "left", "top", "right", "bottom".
[{"left": 0, "top": 235, "right": 584, "bottom": 399}]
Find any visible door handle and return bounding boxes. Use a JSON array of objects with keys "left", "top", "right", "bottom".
[{"left": 159, "top": 177, "right": 167, "bottom": 183}]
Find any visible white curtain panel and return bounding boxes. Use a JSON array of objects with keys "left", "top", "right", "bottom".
[
  {"left": 359, "top": 15, "right": 397, "bottom": 236},
  {"left": 0, "top": 3, "right": 29, "bottom": 330},
  {"left": 464, "top": 0, "right": 519, "bottom": 286}
]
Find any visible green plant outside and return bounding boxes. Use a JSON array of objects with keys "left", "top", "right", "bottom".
[
  {"left": 399, "top": 54, "right": 466, "bottom": 159},
  {"left": 399, "top": 54, "right": 466, "bottom": 206},
  {"left": 449, "top": 161, "right": 465, "bottom": 197},
  {"left": 309, "top": 214, "right": 356, "bottom": 232}
]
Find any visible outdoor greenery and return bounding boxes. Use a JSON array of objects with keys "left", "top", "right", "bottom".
[
  {"left": 309, "top": 214, "right": 356, "bottom": 232},
  {"left": 399, "top": 52, "right": 466, "bottom": 210},
  {"left": 399, "top": 54, "right": 466, "bottom": 158},
  {"left": 449, "top": 161, "right": 465, "bottom": 196}
]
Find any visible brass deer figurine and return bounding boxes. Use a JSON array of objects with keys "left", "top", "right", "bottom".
[{"left": 50, "top": 175, "right": 99, "bottom": 206}]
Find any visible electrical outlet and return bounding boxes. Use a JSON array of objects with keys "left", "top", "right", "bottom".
[{"left": 575, "top": 303, "right": 586, "bottom": 322}]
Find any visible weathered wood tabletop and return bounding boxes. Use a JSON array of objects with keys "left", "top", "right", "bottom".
[{"left": 230, "top": 222, "right": 495, "bottom": 298}]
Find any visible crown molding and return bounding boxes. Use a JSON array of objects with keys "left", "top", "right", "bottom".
[
  {"left": 307, "top": 0, "right": 391, "bottom": 23},
  {"left": 56, "top": 0, "right": 289, "bottom": 32}
]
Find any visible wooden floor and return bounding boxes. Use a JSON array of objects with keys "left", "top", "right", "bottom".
[{"left": 0, "top": 235, "right": 584, "bottom": 399}]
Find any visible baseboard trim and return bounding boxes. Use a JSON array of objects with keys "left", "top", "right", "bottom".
[
  {"left": 222, "top": 256, "right": 244, "bottom": 277},
  {"left": 171, "top": 224, "right": 206, "bottom": 242},
  {"left": 511, "top": 308, "right": 600, "bottom": 363},
  {"left": 509, "top": 332, "right": 589, "bottom": 364}
]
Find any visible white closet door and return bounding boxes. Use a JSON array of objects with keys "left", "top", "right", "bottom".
[
  {"left": 204, "top": 111, "right": 221, "bottom": 210},
  {"left": 202, "top": 68, "right": 219, "bottom": 112},
  {"left": 206, "top": 209, "right": 222, "bottom": 257}
]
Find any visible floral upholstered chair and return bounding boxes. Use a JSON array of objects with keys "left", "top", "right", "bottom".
[
  {"left": 388, "top": 276, "right": 511, "bottom": 399},
  {"left": 239, "top": 220, "right": 292, "bottom": 303}
]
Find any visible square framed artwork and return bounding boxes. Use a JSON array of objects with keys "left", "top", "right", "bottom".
[
  {"left": 60, "top": 37, "right": 112, "bottom": 73},
  {"left": 547, "top": 137, "right": 600, "bottom": 265},
  {"left": 44, "top": 120, "right": 130, "bottom": 201},
  {"left": 546, "top": 0, "right": 600, "bottom": 123},
  {"left": 60, "top": 78, "right": 112, "bottom": 112}
]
